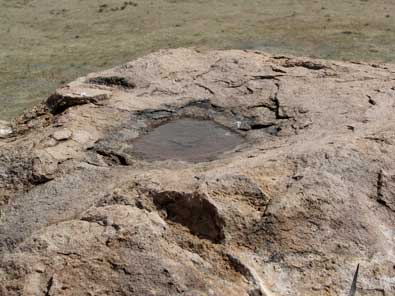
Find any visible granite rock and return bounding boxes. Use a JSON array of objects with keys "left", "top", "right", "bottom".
[{"left": 1, "top": 49, "right": 395, "bottom": 296}]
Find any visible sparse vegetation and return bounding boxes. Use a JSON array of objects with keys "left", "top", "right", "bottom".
[{"left": 1, "top": 0, "right": 395, "bottom": 120}]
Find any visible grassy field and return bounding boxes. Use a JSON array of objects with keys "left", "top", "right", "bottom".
[{"left": 1, "top": 0, "right": 394, "bottom": 120}]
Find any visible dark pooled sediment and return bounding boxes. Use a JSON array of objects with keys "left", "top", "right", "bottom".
[{"left": 132, "top": 119, "right": 244, "bottom": 162}]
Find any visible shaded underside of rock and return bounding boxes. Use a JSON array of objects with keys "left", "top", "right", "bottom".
[{"left": 0, "top": 48, "right": 395, "bottom": 296}]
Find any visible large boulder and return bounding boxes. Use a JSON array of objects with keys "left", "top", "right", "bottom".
[{"left": 0, "top": 48, "right": 394, "bottom": 295}]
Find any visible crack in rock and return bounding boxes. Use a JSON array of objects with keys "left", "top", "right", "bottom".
[
  {"left": 47, "top": 92, "right": 109, "bottom": 114},
  {"left": 44, "top": 276, "right": 53, "bottom": 296},
  {"left": 87, "top": 76, "right": 136, "bottom": 89}
]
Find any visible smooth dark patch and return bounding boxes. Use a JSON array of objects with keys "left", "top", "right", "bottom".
[{"left": 133, "top": 119, "right": 243, "bottom": 162}]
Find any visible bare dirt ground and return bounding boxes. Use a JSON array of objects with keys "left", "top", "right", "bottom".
[{"left": 1, "top": 0, "right": 395, "bottom": 120}]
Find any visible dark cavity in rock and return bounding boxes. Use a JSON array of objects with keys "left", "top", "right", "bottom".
[
  {"left": 152, "top": 191, "right": 225, "bottom": 243},
  {"left": 88, "top": 76, "right": 135, "bottom": 88},
  {"left": 132, "top": 119, "right": 243, "bottom": 162}
]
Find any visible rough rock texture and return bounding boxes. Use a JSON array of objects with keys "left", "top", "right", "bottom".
[{"left": 1, "top": 48, "right": 395, "bottom": 296}]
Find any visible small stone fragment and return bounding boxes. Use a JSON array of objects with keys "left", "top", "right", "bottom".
[
  {"left": 0, "top": 120, "right": 12, "bottom": 138},
  {"left": 52, "top": 129, "right": 72, "bottom": 141}
]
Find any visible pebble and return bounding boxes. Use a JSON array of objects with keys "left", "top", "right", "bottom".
[
  {"left": 0, "top": 121, "right": 12, "bottom": 138},
  {"left": 52, "top": 128, "right": 72, "bottom": 141}
]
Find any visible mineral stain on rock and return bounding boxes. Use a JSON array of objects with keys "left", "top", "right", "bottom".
[{"left": 132, "top": 119, "right": 244, "bottom": 162}]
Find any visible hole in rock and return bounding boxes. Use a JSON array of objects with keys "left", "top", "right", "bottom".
[
  {"left": 133, "top": 119, "right": 244, "bottom": 162},
  {"left": 153, "top": 191, "right": 225, "bottom": 243}
]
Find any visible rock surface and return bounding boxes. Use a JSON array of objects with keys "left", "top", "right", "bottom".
[{"left": 1, "top": 48, "right": 395, "bottom": 296}]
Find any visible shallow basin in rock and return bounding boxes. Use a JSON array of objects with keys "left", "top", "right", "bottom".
[{"left": 132, "top": 119, "right": 244, "bottom": 162}]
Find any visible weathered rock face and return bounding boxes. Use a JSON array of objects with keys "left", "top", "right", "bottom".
[{"left": 0, "top": 48, "right": 395, "bottom": 296}]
